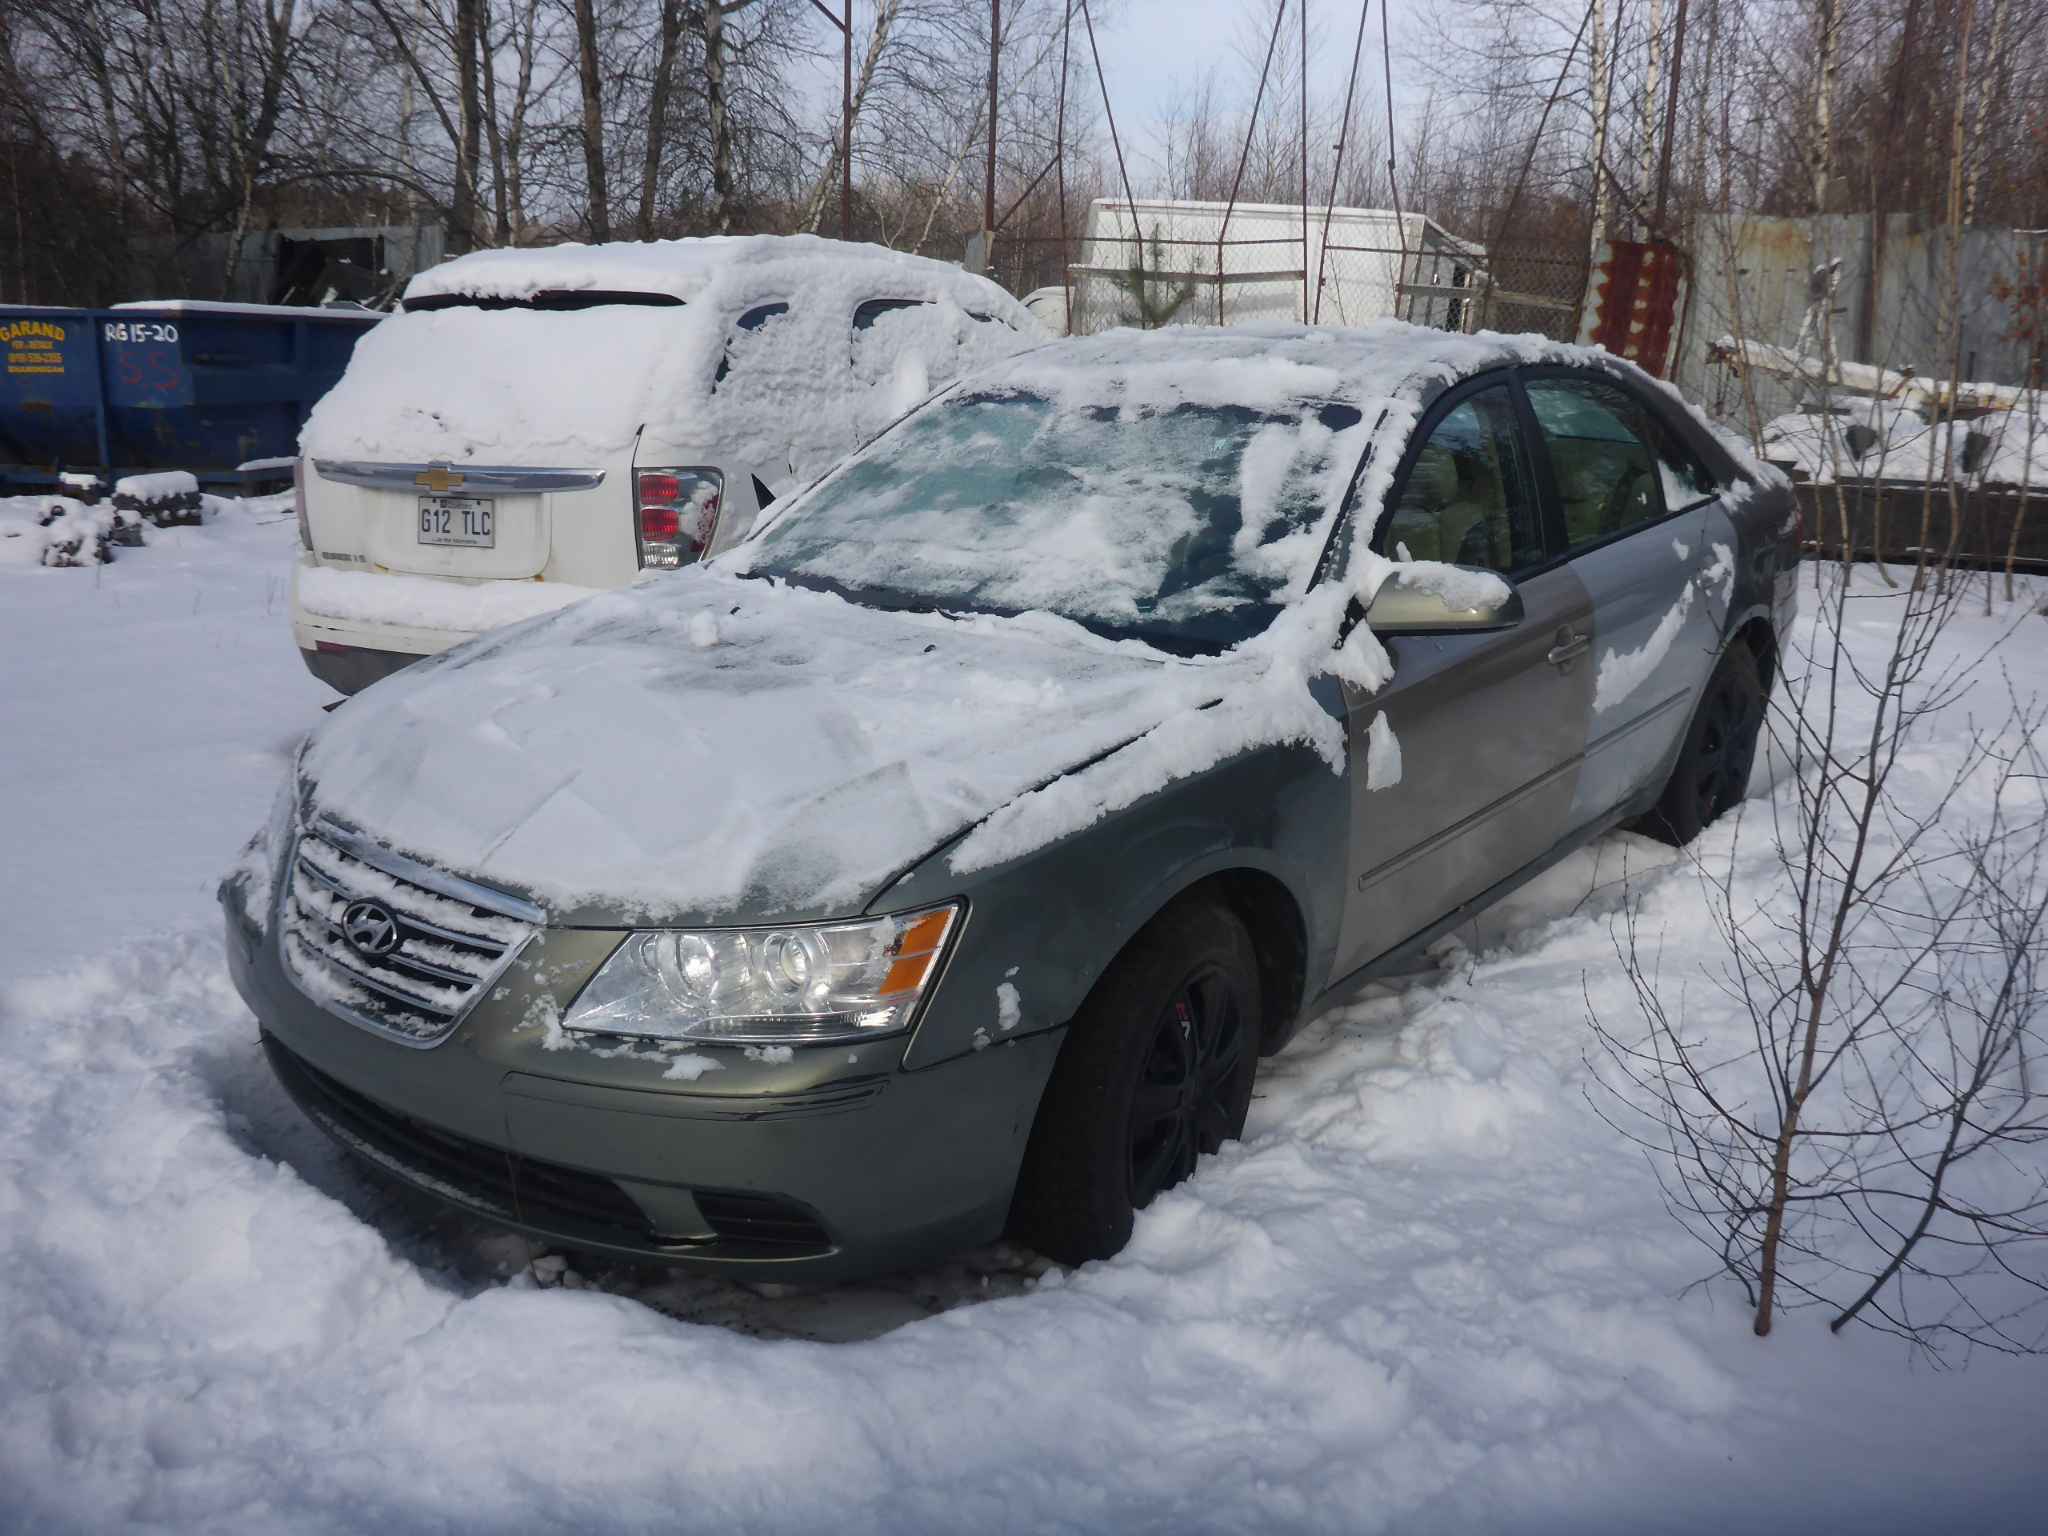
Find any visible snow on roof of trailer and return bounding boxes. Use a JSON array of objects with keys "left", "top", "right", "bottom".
[
  {"left": 108, "top": 300, "right": 382, "bottom": 319},
  {"left": 402, "top": 234, "right": 1009, "bottom": 306}
]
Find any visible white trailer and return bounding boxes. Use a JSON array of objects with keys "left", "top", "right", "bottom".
[{"left": 1066, "top": 197, "right": 1485, "bottom": 336}]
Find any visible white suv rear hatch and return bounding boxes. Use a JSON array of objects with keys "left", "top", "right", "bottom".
[{"left": 301, "top": 294, "right": 679, "bottom": 590}]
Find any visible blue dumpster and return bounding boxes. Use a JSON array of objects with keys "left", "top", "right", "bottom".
[{"left": 0, "top": 301, "right": 381, "bottom": 488}]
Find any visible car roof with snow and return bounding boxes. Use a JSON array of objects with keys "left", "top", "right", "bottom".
[
  {"left": 403, "top": 233, "right": 1035, "bottom": 325},
  {"left": 973, "top": 321, "right": 1776, "bottom": 487},
  {"left": 985, "top": 321, "right": 1637, "bottom": 409}
]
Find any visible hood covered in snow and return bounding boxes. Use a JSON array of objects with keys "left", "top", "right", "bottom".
[{"left": 297, "top": 567, "right": 1242, "bottom": 923}]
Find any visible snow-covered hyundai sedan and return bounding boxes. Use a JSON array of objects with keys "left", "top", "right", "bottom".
[{"left": 223, "top": 322, "right": 1798, "bottom": 1278}]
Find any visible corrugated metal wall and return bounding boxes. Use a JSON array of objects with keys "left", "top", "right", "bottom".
[{"left": 1676, "top": 214, "right": 2044, "bottom": 424}]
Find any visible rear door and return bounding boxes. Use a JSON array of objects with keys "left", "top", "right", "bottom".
[
  {"left": 305, "top": 293, "right": 688, "bottom": 591},
  {"left": 1519, "top": 368, "right": 1727, "bottom": 828},
  {"left": 1332, "top": 375, "right": 1593, "bottom": 979}
]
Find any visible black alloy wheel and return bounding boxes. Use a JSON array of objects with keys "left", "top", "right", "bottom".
[
  {"left": 1647, "top": 642, "right": 1765, "bottom": 845},
  {"left": 1127, "top": 965, "right": 1251, "bottom": 1210},
  {"left": 1010, "top": 899, "right": 1264, "bottom": 1265}
]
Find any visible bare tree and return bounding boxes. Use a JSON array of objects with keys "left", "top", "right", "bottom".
[{"left": 1591, "top": 540, "right": 2048, "bottom": 1353}]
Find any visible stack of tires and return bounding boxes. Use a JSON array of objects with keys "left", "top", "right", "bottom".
[{"left": 112, "top": 471, "right": 204, "bottom": 528}]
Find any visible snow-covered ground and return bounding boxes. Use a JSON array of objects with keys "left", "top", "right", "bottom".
[{"left": 2, "top": 505, "right": 2045, "bottom": 1533}]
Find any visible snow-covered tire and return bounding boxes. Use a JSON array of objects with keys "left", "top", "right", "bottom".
[
  {"left": 1646, "top": 641, "right": 1763, "bottom": 846},
  {"left": 1009, "top": 899, "right": 1260, "bottom": 1265}
]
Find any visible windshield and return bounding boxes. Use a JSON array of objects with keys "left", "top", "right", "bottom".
[{"left": 738, "top": 389, "right": 1365, "bottom": 655}]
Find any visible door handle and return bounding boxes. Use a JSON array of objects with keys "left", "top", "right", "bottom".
[{"left": 1547, "top": 628, "right": 1590, "bottom": 667}]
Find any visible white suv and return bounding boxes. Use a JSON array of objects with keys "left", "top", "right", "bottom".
[{"left": 291, "top": 235, "right": 1040, "bottom": 693}]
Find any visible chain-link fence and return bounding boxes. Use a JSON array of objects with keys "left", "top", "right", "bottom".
[{"left": 1040, "top": 201, "right": 1588, "bottom": 344}]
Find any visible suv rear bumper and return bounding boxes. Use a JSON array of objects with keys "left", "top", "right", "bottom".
[{"left": 299, "top": 640, "right": 426, "bottom": 695}]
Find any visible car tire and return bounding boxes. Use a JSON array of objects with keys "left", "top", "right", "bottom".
[
  {"left": 1009, "top": 899, "right": 1262, "bottom": 1266},
  {"left": 1646, "top": 641, "right": 1764, "bottom": 845}
]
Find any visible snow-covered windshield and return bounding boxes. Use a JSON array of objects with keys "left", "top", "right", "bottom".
[{"left": 740, "top": 388, "right": 1365, "bottom": 655}]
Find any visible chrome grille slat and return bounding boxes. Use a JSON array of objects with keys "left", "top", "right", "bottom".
[
  {"left": 290, "top": 932, "right": 461, "bottom": 1020},
  {"left": 292, "top": 897, "right": 497, "bottom": 986},
  {"left": 289, "top": 912, "right": 469, "bottom": 1013},
  {"left": 279, "top": 830, "right": 536, "bottom": 1048},
  {"left": 294, "top": 859, "right": 507, "bottom": 955}
]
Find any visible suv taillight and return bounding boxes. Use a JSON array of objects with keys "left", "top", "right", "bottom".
[
  {"left": 294, "top": 457, "right": 312, "bottom": 551},
  {"left": 636, "top": 467, "right": 723, "bottom": 569}
]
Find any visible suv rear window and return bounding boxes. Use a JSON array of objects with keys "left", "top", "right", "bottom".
[{"left": 405, "top": 289, "right": 685, "bottom": 313}]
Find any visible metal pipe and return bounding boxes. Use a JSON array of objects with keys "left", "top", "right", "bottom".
[
  {"left": 1381, "top": 0, "right": 1407, "bottom": 316},
  {"left": 1315, "top": 0, "right": 1373, "bottom": 325},
  {"left": 1217, "top": 0, "right": 1289, "bottom": 325},
  {"left": 1081, "top": 0, "right": 1144, "bottom": 293},
  {"left": 1300, "top": 0, "right": 1309, "bottom": 323},
  {"left": 1056, "top": 0, "right": 1072, "bottom": 333},
  {"left": 843, "top": 0, "right": 853, "bottom": 239}
]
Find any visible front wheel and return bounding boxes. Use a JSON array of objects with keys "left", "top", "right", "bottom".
[
  {"left": 1646, "top": 642, "right": 1764, "bottom": 845},
  {"left": 1009, "top": 900, "right": 1261, "bottom": 1265}
]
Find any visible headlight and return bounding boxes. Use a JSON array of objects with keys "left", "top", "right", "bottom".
[{"left": 562, "top": 903, "right": 961, "bottom": 1046}]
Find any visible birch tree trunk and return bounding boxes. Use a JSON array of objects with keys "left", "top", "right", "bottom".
[{"left": 573, "top": 0, "right": 610, "bottom": 241}]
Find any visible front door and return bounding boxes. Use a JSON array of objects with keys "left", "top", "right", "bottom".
[
  {"left": 1519, "top": 370, "right": 1730, "bottom": 828},
  {"left": 1332, "top": 380, "right": 1593, "bottom": 979}
]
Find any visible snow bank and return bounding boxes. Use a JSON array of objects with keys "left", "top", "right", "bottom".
[
  {"left": 304, "top": 236, "right": 1039, "bottom": 487},
  {"left": 295, "top": 564, "right": 602, "bottom": 634}
]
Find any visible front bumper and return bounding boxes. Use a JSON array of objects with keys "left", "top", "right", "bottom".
[{"left": 221, "top": 872, "right": 1062, "bottom": 1281}]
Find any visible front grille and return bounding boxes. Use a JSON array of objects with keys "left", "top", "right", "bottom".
[
  {"left": 262, "top": 1033, "right": 655, "bottom": 1240},
  {"left": 279, "top": 827, "right": 537, "bottom": 1046}
]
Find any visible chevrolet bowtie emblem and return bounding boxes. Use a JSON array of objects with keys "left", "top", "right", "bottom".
[{"left": 414, "top": 466, "right": 465, "bottom": 494}]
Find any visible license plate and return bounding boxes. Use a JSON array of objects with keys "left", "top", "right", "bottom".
[{"left": 417, "top": 495, "right": 495, "bottom": 547}]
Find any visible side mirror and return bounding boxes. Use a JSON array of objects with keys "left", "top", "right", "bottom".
[{"left": 1364, "top": 565, "right": 1525, "bottom": 635}]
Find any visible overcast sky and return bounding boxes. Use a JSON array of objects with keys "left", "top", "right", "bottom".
[
  {"left": 790, "top": 0, "right": 1431, "bottom": 199},
  {"left": 1082, "top": 0, "right": 1426, "bottom": 183}
]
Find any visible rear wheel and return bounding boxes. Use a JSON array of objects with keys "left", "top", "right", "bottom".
[
  {"left": 1647, "top": 642, "right": 1764, "bottom": 845},
  {"left": 1009, "top": 900, "right": 1261, "bottom": 1265}
]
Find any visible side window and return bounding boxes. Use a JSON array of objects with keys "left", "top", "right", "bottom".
[
  {"left": 714, "top": 301, "right": 791, "bottom": 388},
  {"left": 853, "top": 297, "right": 924, "bottom": 332},
  {"left": 1380, "top": 386, "right": 1544, "bottom": 574},
  {"left": 849, "top": 298, "right": 964, "bottom": 443},
  {"left": 1525, "top": 376, "right": 1661, "bottom": 548},
  {"left": 1646, "top": 413, "right": 1719, "bottom": 512}
]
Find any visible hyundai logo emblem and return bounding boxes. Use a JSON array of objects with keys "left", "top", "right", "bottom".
[{"left": 341, "top": 899, "right": 401, "bottom": 958}]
